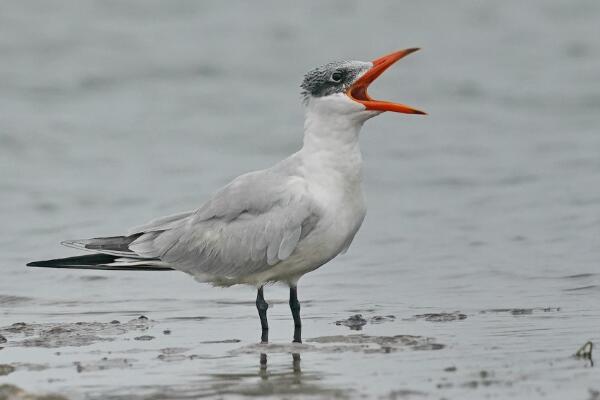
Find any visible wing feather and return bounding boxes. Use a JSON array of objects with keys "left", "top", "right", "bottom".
[
  {"left": 128, "top": 170, "right": 319, "bottom": 280},
  {"left": 127, "top": 211, "right": 193, "bottom": 235},
  {"left": 278, "top": 226, "right": 302, "bottom": 260}
]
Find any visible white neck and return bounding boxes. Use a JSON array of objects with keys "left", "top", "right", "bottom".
[{"left": 297, "top": 96, "right": 369, "bottom": 186}]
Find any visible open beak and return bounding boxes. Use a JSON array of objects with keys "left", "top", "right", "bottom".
[{"left": 347, "top": 48, "right": 426, "bottom": 115}]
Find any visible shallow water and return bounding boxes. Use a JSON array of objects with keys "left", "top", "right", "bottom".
[{"left": 1, "top": 1, "right": 600, "bottom": 399}]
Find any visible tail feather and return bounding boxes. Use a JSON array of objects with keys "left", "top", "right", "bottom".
[
  {"left": 27, "top": 254, "right": 174, "bottom": 271},
  {"left": 61, "top": 234, "right": 146, "bottom": 258}
]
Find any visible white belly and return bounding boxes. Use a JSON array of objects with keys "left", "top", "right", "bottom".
[{"left": 247, "top": 184, "right": 367, "bottom": 286}]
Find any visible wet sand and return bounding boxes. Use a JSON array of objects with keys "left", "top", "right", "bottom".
[{"left": 0, "top": 291, "right": 597, "bottom": 399}]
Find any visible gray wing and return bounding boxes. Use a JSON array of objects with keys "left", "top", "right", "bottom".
[{"left": 127, "top": 170, "right": 319, "bottom": 279}]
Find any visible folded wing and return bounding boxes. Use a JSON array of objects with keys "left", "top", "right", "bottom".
[{"left": 127, "top": 170, "right": 319, "bottom": 279}]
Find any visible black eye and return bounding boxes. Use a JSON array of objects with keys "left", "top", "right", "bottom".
[{"left": 331, "top": 71, "right": 343, "bottom": 82}]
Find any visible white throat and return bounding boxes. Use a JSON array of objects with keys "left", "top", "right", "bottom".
[{"left": 298, "top": 94, "right": 375, "bottom": 186}]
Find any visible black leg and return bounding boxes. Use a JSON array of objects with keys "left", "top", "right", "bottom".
[
  {"left": 289, "top": 286, "right": 302, "bottom": 343},
  {"left": 256, "top": 286, "right": 269, "bottom": 343}
]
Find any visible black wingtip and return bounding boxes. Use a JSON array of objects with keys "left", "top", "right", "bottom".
[
  {"left": 27, "top": 259, "right": 63, "bottom": 268},
  {"left": 27, "top": 259, "right": 53, "bottom": 267},
  {"left": 25, "top": 254, "right": 174, "bottom": 271},
  {"left": 26, "top": 254, "right": 118, "bottom": 269}
]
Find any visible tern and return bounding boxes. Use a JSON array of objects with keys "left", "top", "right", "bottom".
[{"left": 28, "top": 49, "right": 426, "bottom": 343}]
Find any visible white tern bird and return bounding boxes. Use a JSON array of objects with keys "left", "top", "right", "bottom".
[{"left": 28, "top": 48, "right": 426, "bottom": 343}]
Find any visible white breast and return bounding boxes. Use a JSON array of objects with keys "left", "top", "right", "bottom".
[{"left": 244, "top": 95, "right": 370, "bottom": 285}]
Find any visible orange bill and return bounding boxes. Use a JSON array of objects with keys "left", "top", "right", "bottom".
[{"left": 347, "top": 48, "right": 426, "bottom": 115}]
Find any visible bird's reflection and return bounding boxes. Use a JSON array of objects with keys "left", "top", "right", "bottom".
[
  {"left": 259, "top": 353, "right": 268, "bottom": 380},
  {"left": 258, "top": 352, "right": 302, "bottom": 382}
]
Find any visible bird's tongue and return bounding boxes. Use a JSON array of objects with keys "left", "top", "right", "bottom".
[{"left": 347, "top": 48, "right": 426, "bottom": 115}]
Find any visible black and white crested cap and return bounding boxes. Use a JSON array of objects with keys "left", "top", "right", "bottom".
[{"left": 300, "top": 60, "right": 371, "bottom": 102}]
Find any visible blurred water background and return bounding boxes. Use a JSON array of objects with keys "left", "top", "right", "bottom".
[{"left": 1, "top": 1, "right": 599, "bottom": 399}]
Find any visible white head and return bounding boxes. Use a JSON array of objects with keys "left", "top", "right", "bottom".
[{"left": 300, "top": 49, "right": 426, "bottom": 124}]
